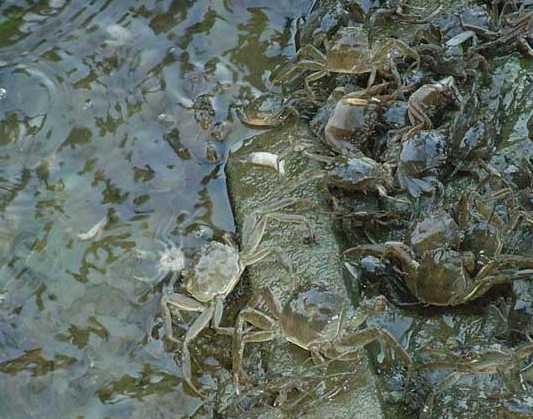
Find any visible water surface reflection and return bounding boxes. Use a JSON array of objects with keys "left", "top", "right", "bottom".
[{"left": 0, "top": 1, "right": 308, "bottom": 416}]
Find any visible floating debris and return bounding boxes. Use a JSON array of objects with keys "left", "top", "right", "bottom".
[
  {"left": 240, "top": 152, "right": 286, "bottom": 176},
  {"left": 77, "top": 216, "right": 107, "bottom": 241}
]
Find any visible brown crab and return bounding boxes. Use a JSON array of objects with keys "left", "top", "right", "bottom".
[
  {"left": 295, "top": 152, "right": 408, "bottom": 204},
  {"left": 420, "top": 342, "right": 533, "bottom": 415},
  {"left": 277, "top": 26, "right": 420, "bottom": 97},
  {"left": 345, "top": 191, "right": 533, "bottom": 306},
  {"left": 470, "top": 10, "right": 533, "bottom": 57},
  {"left": 346, "top": 241, "right": 533, "bottom": 306},
  {"left": 402, "top": 76, "right": 461, "bottom": 139},
  {"left": 232, "top": 286, "right": 412, "bottom": 392},
  {"left": 237, "top": 93, "right": 297, "bottom": 129}
]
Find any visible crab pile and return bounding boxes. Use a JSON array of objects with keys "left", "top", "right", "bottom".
[
  {"left": 161, "top": 0, "right": 533, "bottom": 415},
  {"left": 241, "top": 0, "right": 533, "bottom": 415}
]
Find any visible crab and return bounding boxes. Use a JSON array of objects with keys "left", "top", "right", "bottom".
[
  {"left": 396, "top": 129, "right": 448, "bottom": 197},
  {"left": 402, "top": 76, "right": 461, "bottom": 139},
  {"left": 470, "top": 10, "right": 533, "bottom": 57},
  {"left": 408, "top": 189, "right": 524, "bottom": 258},
  {"left": 345, "top": 191, "right": 533, "bottom": 306},
  {"left": 454, "top": 189, "right": 531, "bottom": 261},
  {"left": 420, "top": 342, "right": 533, "bottom": 381},
  {"left": 237, "top": 93, "right": 297, "bottom": 129},
  {"left": 508, "top": 158, "right": 533, "bottom": 210},
  {"left": 447, "top": 86, "right": 496, "bottom": 176},
  {"left": 323, "top": 94, "right": 383, "bottom": 155},
  {"left": 368, "top": 1, "right": 443, "bottom": 33},
  {"left": 232, "top": 286, "right": 412, "bottom": 392},
  {"left": 133, "top": 239, "right": 185, "bottom": 284},
  {"left": 415, "top": 35, "right": 490, "bottom": 80},
  {"left": 346, "top": 241, "right": 533, "bottom": 306},
  {"left": 420, "top": 342, "right": 533, "bottom": 415},
  {"left": 161, "top": 198, "right": 310, "bottom": 396},
  {"left": 277, "top": 26, "right": 420, "bottom": 97},
  {"left": 328, "top": 155, "right": 394, "bottom": 196},
  {"left": 292, "top": 152, "right": 407, "bottom": 205}
]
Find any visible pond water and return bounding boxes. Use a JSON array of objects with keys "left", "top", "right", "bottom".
[{"left": 0, "top": 1, "right": 310, "bottom": 417}]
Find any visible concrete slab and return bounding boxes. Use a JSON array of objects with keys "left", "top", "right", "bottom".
[{"left": 226, "top": 121, "right": 385, "bottom": 419}]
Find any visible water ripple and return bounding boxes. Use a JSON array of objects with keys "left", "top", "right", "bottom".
[{"left": 0, "top": 0, "right": 310, "bottom": 416}]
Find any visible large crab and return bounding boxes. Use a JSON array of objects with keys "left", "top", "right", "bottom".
[
  {"left": 232, "top": 286, "right": 412, "bottom": 392},
  {"left": 277, "top": 26, "right": 419, "bottom": 97},
  {"left": 161, "top": 198, "right": 310, "bottom": 395},
  {"left": 344, "top": 192, "right": 533, "bottom": 306}
]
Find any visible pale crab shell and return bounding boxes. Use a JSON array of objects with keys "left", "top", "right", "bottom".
[
  {"left": 185, "top": 241, "right": 241, "bottom": 303},
  {"left": 280, "top": 287, "right": 344, "bottom": 350}
]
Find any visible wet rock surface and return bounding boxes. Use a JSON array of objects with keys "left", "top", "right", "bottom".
[
  {"left": 225, "top": 121, "right": 388, "bottom": 418},
  {"left": 234, "top": 0, "right": 533, "bottom": 417}
]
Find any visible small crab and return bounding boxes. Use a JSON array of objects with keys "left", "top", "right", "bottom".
[
  {"left": 454, "top": 189, "right": 531, "bottom": 260},
  {"left": 133, "top": 239, "right": 185, "bottom": 284},
  {"left": 328, "top": 155, "right": 394, "bottom": 196},
  {"left": 508, "top": 158, "right": 533, "bottom": 210},
  {"left": 420, "top": 342, "right": 533, "bottom": 415},
  {"left": 302, "top": 152, "right": 400, "bottom": 199},
  {"left": 161, "top": 198, "right": 309, "bottom": 396},
  {"left": 397, "top": 129, "right": 448, "bottom": 197},
  {"left": 413, "top": 189, "right": 527, "bottom": 260},
  {"left": 237, "top": 93, "right": 297, "bottom": 129},
  {"left": 402, "top": 76, "right": 461, "bottom": 139},
  {"left": 232, "top": 286, "right": 412, "bottom": 392},
  {"left": 471, "top": 10, "right": 533, "bottom": 57},
  {"left": 413, "top": 8, "right": 493, "bottom": 78},
  {"left": 448, "top": 87, "right": 496, "bottom": 176},
  {"left": 421, "top": 342, "right": 533, "bottom": 381},
  {"left": 416, "top": 38, "right": 490, "bottom": 80},
  {"left": 277, "top": 26, "right": 419, "bottom": 97},
  {"left": 294, "top": 153, "right": 405, "bottom": 204},
  {"left": 369, "top": 1, "right": 443, "bottom": 28},
  {"left": 324, "top": 94, "right": 384, "bottom": 156}
]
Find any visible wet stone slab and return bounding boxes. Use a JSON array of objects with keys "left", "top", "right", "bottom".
[{"left": 225, "top": 121, "right": 385, "bottom": 419}]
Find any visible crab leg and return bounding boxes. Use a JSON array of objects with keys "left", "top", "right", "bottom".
[
  {"left": 335, "top": 327, "right": 412, "bottom": 370},
  {"left": 232, "top": 307, "right": 277, "bottom": 393},
  {"left": 241, "top": 247, "right": 271, "bottom": 267},
  {"left": 212, "top": 296, "right": 234, "bottom": 335},
  {"left": 462, "top": 269, "right": 533, "bottom": 303},
  {"left": 182, "top": 303, "right": 215, "bottom": 397},
  {"left": 161, "top": 293, "right": 206, "bottom": 343},
  {"left": 266, "top": 212, "right": 316, "bottom": 240}
]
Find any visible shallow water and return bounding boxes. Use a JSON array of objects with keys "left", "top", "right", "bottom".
[{"left": 0, "top": 1, "right": 309, "bottom": 417}]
